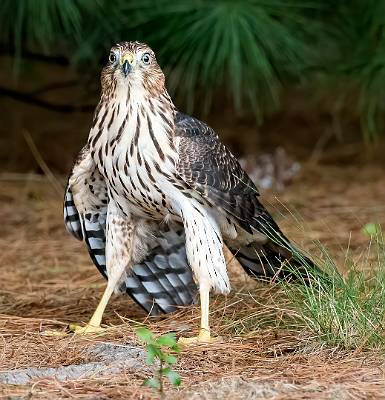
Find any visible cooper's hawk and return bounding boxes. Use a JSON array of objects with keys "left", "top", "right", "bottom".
[{"left": 65, "top": 41, "right": 318, "bottom": 342}]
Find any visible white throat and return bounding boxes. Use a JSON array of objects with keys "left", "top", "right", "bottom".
[{"left": 88, "top": 85, "right": 176, "bottom": 176}]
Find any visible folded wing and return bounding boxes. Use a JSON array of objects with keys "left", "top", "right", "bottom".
[{"left": 174, "top": 112, "right": 320, "bottom": 281}]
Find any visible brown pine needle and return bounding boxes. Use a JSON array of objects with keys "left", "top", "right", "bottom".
[{"left": 22, "top": 129, "right": 64, "bottom": 197}]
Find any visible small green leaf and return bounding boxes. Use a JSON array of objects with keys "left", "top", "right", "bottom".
[
  {"left": 362, "top": 223, "right": 381, "bottom": 237},
  {"left": 156, "top": 333, "right": 177, "bottom": 347},
  {"left": 163, "top": 354, "right": 177, "bottom": 365},
  {"left": 146, "top": 343, "right": 160, "bottom": 364},
  {"left": 145, "top": 348, "right": 156, "bottom": 365},
  {"left": 163, "top": 369, "right": 181, "bottom": 386},
  {"left": 171, "top": 343, "right": 181, "bottom": 353},
  {"left": 144, "top": 377, "right": 160, "bottom": 389},
  {"left": 136, "top": 327, "right": 154, "bottom": 343}
]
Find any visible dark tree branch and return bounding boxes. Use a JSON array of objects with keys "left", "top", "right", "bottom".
[
  {"left": 0, "top": 86, "right": 94, "bottom": 113},
  {"left": 0, "top": 47, "right": 70, "bottom": 65},
  {"left": 29, "top": 80, "right": 79, "bottom": 96}
]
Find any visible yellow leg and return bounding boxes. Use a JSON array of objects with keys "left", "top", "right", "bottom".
[
  {"left": 69, "top": 284, "right": 114, "bottom": 334},
  {"left": 178, "top": 286, "right": 221, "bottom": 345},
  {"left": 44, "top": 285, "right": 114, "bottom": 336}
]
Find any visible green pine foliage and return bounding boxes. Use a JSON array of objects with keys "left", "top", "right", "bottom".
[
  {"left": 1, "top": 0, "right": 385, "bottom": 139},
  {"left": 316, "top": 0, "right": 385, "bottom": 141}
]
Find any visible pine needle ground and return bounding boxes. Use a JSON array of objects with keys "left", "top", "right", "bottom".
[{"left": 1, "top": 163, "right": 385, "bottom": 399}]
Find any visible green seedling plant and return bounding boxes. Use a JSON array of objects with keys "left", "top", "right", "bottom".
[{"left": 136, "top": 327, "right": 181, "bottom": 397}]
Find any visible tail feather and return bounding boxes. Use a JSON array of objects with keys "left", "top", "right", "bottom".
[
  {"left": 230, "top": 238, "right": 322, "bottom": 284},
  {"left": 123, "top": 240, "right": 197, "bottom": 315},
  {"left": 64, "top": 185, "right": 197, "bottom": 316}
]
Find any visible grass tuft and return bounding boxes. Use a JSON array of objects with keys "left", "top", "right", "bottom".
[{"left": 284, "top": 227, "right": 385, "bottom": 350}]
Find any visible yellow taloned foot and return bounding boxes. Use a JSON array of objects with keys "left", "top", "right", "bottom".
[
  {"left": 42, "top": 324, "right": 106, "bottom": 336},
  {"left": 68, "top": 323, "right": 107, "bottom": 335},
  {"left": 178, "top": 329, "right": 222, "bottom": 346},
  {"left": 42, "top": 329, "right": 68, "bottom": 337}
]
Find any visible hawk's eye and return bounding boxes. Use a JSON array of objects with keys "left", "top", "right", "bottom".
[
  {"left": 141, "top": 53, "right": 151, "bottom": 65},
  {"left": 109, "top": 52, "right": 117, "bottom": 63}
]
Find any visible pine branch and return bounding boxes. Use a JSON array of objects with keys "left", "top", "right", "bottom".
[
  {"left": 0, "top": 48, "right": 69, "bottom": 65},
  {"left": 0, "top": 85, "right": 94, "bottom": 113}
]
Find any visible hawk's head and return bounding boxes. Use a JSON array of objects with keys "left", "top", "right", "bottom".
[{"left": 101, "top": 41, "right": 165, "bottom": 99}]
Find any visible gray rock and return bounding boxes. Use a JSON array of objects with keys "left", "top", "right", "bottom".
[{"left": 0, "top": 343, "right": 147, "bottom": 385}]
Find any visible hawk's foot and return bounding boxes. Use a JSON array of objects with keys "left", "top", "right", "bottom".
[
  {"left": 42, "top": 324, "right": 107, "bottom": 336},
  {"left": 178, "top": 329, "right": 221, "bottom": 346},
  {"left": 68, "top": 323, "right": 107, "bottom": 335},
  {"left": 42, "top": 329, "right": 68, "bottom": 337}
]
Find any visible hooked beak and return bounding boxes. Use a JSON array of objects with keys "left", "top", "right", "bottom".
[
  {"left": 122, "top": 60, "right": 130, "bottom": 77},
  {"left": 120, "top": 52, "right": 134, "bottom": 77}
]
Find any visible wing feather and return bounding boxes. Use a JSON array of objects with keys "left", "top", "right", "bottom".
[
  {"left": 174, "top": 112, "right": 322, "bottom": 281},
  {"left": 174, "top": 112, "right": 280, "bottom": 236}
]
